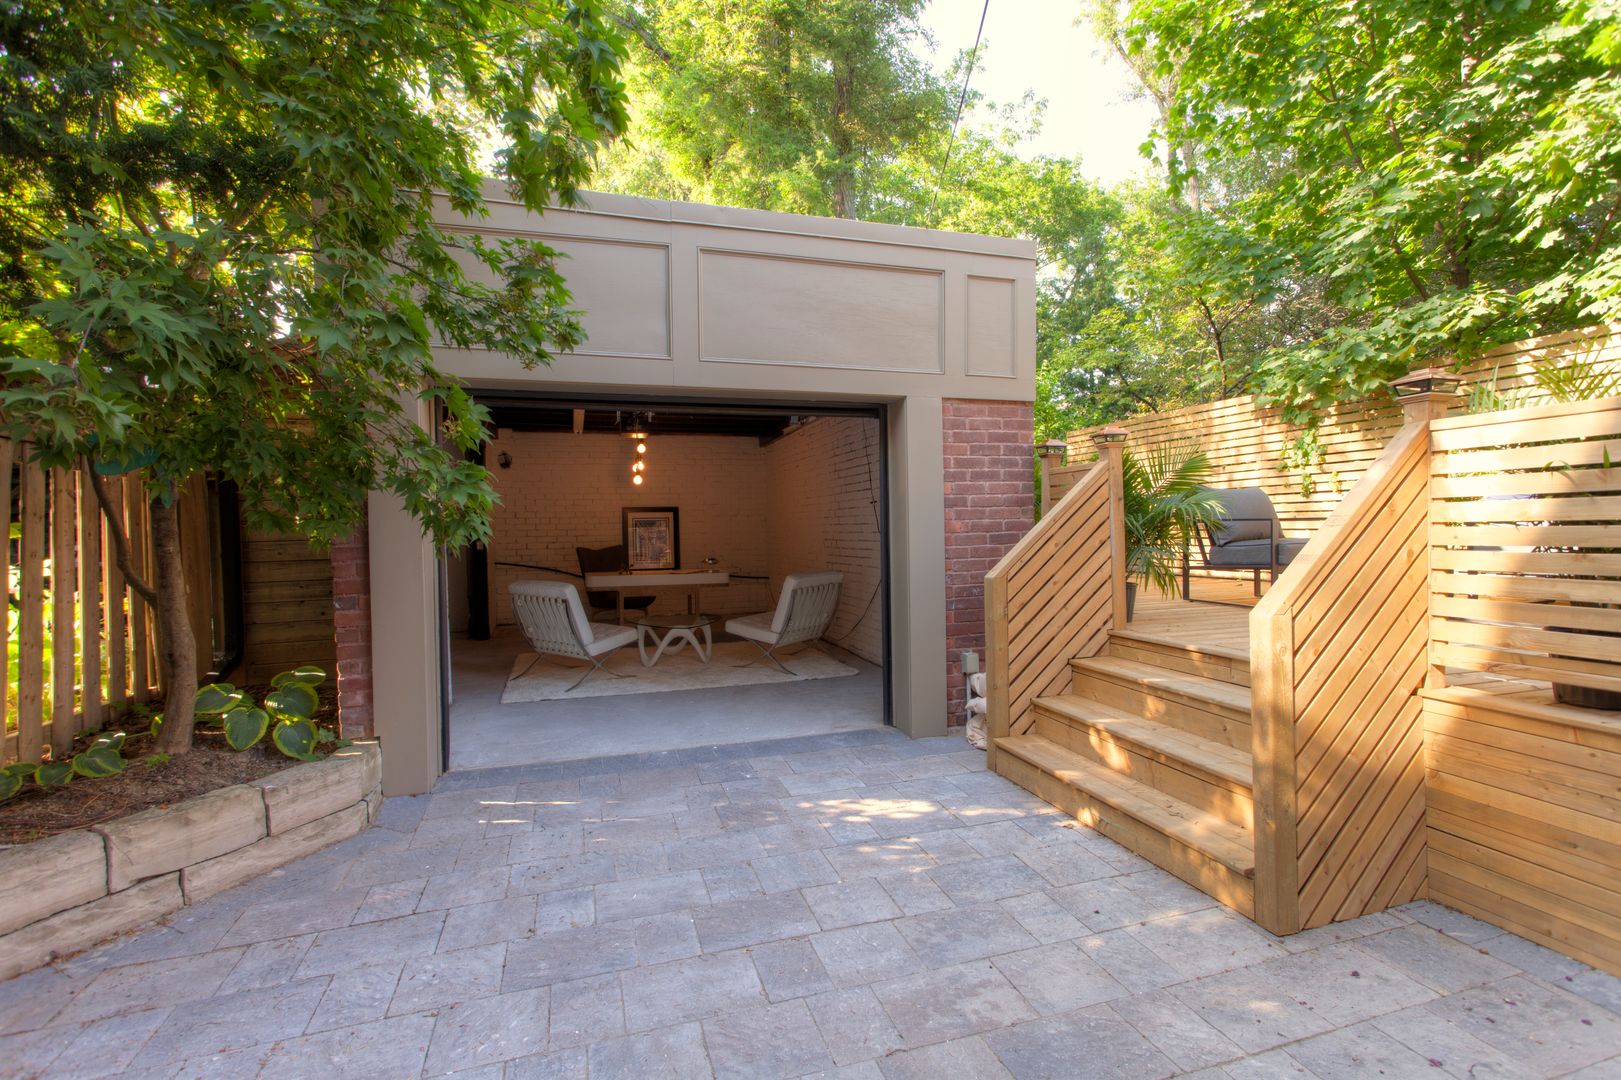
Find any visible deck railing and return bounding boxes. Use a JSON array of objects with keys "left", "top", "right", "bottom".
[
  {"left": 1249, "top": 395, "right": 1439, "bottom": 935},
  {"left": 1427, "top": 395, "right": 1621, "bottom": 694},
  {"left": 984, "top": 430, "right": 1126, "bottom": 768}
]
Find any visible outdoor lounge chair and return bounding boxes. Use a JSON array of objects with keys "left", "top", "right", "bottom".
[
  {"left": 724, "top": 571, "right": 843, "bottom": 675},
  {"left": 1182, "top": 487, "right": 1309, "bottom": 600},
  {"left": 508, "top": 580, "right": 637, "bottom": 691}
]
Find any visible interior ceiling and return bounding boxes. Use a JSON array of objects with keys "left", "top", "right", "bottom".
[{"left": 483, "top": 404, "right": 798, "bottom": 441}]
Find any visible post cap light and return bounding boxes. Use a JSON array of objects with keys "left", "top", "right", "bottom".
[
  {"left": 1389, "top": 367, "right": 1463, "bottom": 397},
  {"left": 1091, "top": 427, "right": 1129, "bottom": 446},
  {"left": 1036, "top": 439, "right": 1069, "bottom": 459}
]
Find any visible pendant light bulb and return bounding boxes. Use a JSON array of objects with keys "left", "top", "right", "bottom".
[
  {"left": 632, "top": 473, "right": 644, "bottom": 486},
  {"left": 635, "top": 441, "right": 647, "bottom": 454}
]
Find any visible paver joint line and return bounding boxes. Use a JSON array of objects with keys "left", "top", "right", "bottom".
[{"left": 0, "top": 727, "right": 1616, "bottom": 1080}]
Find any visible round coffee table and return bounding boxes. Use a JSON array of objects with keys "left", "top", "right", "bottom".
[{"left": 632, "top": 613, "right": 718, "bottom": 667}]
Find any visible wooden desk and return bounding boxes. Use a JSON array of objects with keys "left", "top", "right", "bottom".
[{"left": 584, "top": 570, "right": 731, "bottom": 623}]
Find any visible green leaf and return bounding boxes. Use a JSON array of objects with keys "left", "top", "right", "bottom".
[
  {"left": 223, "top": 707, "right": 271, "bottom": 751},
  {"left": 271, "top": 666, "right": 327, "bottom": 688},
  {"left": 3, "top": 762, "right": 37, "bottom": 779},
  {"left": 271, "top": 719, "right": 320, "bottom": 761},
  {"left": 0, "top": 772, "right": 22, "bottom": 801},
  {"left": 34, "top": 762, "right": 74, "bottom": 787},
  {"left": 194, "top": 683, "right": 245, "bottom": 716},
  {"left": 265, "top": 682, "right": 318, "bottom": 719},
  {"left": 71, "top": 746, "right": 126, "bottom": 778},
  {"left": 91, "top": 731, "right": 128, "bottom": 752}
]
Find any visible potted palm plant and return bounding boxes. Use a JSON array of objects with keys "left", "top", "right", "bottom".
[{"left": 1121, "top": 442, "right": 1226, "bottom": 620}]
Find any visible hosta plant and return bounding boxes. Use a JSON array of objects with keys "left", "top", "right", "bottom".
[
  {"left": 193, "top": 667, "right": 343, "bottom": 761},
  {"left": 0, "top": 731, "right": 130, "bottom": 802}
]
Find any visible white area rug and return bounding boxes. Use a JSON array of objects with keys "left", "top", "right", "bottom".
[{"left": 499, "top": 640, "right": 859, "bottom": 703}]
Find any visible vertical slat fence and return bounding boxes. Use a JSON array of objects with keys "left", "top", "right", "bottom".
[{"left": 3, "top": 454, "right": 196, "bottom": 763}]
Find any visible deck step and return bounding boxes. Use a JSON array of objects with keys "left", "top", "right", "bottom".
[
  {"left": 995, "top": 734, "right": 1256, "bottom": 916},
  {"left": 1032, "top": 695, "right": 1253, "bottom": 788},
  {"left": 1106, "top": 629, "right": 1251, "bottom": 688},
  {"left": 1033, "top": 695, "right": 1254, "bottom": 829},
  {"left": 1069, "top": 656, "right": 1253, "bottom": 749}
]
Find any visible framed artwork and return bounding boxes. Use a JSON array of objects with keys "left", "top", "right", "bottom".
[{"left": 622, "top": 507, "right": 680, "bottom": 570}]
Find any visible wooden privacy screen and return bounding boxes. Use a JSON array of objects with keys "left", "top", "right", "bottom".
[
  {"left": 1054, "top": 323, "right": 1621, "bottom": 533},
  {"left": 984, "top": 459, "right": 1119, "bottom": 765},
  {"left": 1427, "top": 396, "right": 1621, "bottom": 694},
  {"left": 2, "top": 443, "right": 224, "bottom": 765},
  {"left": 1250, "top": 419, "right": 1433, "bottom": 934}
]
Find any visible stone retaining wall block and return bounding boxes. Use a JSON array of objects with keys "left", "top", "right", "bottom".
[
  {"left": 181, "top": 801, "right": 369, "bottom": 904},
  {"left": 0, "top": 831, "right": 108, "bottom": 937},
  {"left": 95, "top": 785, "right": 267, "bottom": 893},
  {"left": 0, "top": 874, "right": 182, "bottom": 981}
]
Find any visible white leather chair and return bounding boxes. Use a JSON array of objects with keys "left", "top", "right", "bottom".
[
  {"left": 508, "top": 581, "right": 637, "bottom": 692},
  {"left": 725, "top": 571, "right": 843, "bottom": 675}
]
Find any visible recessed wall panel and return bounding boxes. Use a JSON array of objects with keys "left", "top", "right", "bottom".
[
  {"left": 444, "top": 231, "right": 671, "bottom": 360},
  {"left": 965, "top": 275, "right": 1017, "bottom": 378},
  {"left": 550, "top": 238, "right": 671, "bottom": 360},
  {"left": 699, "top": 250, "right": 943, "bottom": 373}
]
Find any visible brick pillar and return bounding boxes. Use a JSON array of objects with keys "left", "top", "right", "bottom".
[
  {"left": 330, "top": 521, "right": 374, "bottom": 738},
  {"left": 941, "top": 399, "right": 1036, "bottom": 727}
]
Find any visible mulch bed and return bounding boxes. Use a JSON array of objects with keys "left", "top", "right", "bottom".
[{"left": 0, "top": 698, "right": 337, "bottom": 846}]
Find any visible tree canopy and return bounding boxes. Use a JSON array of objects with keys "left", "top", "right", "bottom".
[
  {"left": 1124, "top": 0, "right": 1621, "bottom": 419},
  {"left": 0, "top": 0, "right": 629, "bottom": 749},
  {"left": 601, "top": 0, "right": 952, "bottom": 219}
]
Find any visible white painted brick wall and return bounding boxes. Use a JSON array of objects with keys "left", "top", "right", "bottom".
[
  {"left": 486, "top": 431, "right": 774, "bottom": 623},
  {"left": 764, "top": 417, "right": 883, "bottom": 665},
  {"left": 482, "top": 420, "right": 883, "bottom": 668}
]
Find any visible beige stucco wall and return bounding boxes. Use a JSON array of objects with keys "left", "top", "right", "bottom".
[{"left": 371, "top": 186, "right": 1037, "bottom": 795}]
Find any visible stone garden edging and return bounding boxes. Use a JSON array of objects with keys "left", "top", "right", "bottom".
[{"left": 0, "top": 740, "right": 380, "bottom": 980}]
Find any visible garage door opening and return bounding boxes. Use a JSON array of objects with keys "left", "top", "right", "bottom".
[{"left": 443, "top": 395, "right": 889, "bottom": 770}]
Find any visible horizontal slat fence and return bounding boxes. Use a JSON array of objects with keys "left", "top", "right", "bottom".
[
  {"left": 1250, "top": 418, "right": 1435, "bottom": 934},
  {"left": 1423, "top": 687, "right": 1621, "bottom": 974},
  {"left": 1428, "top": 396, "right": 1621, "bottom": 695},
  {"left": 985, "top": 458, "right": 1119, "bottom": 767},
  {"left": 1058, "top": 323, "right": 1621, "bottom": 534}
]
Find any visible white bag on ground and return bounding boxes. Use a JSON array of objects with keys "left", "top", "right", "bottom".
[{"left": 966, "top": 711, "right": 987, "bottom": 750}]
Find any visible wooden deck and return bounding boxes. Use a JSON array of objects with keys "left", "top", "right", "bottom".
[{"left": 1130, "top": 579, "right": 1256, "bottom": 659}]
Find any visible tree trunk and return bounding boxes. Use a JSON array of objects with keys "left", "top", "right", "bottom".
[{"left": 149, "top": 492, "right": 198, "bottom": 754}]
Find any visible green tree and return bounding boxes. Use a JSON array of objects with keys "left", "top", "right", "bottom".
[
  {"left": 1124, "top": 0, "right": 1621, "bottom": 419},
  {"left": 600, "top": 0, "right": 953, "bottom": 218},
  {"left": 0, "top": 0, "right": 628, "bottom": 753}
]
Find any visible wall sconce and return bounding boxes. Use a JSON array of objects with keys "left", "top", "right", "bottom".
[{"left": 496, "top": 451, "right": 512, "bottom": 469}]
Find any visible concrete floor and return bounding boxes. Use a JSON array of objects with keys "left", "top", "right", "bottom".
[
  {"left": 4, "top": 727, "right": 1618, "bottom": 1079},
  {"left": 447, "top": 630, "right": 886, "bottom": 771}
]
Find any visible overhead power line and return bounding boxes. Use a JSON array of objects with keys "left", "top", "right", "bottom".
[{"left": 927, "top": 0, "right": 991, "bottom": 222}]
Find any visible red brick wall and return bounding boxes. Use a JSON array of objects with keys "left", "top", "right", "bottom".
[
  {"left": 330, "top": 524, "right": 373, "bottom": 738},
  {"left": 942, "top": 399, "right": 1035, "bottom": 725}
]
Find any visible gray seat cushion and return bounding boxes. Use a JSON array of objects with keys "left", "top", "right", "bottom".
[
  {"left": 1207, "top": 487, "right": 1283, "bottom": 546},
  {"left": 1206, "top": 537, "right": 1309, "bottom": 568}
]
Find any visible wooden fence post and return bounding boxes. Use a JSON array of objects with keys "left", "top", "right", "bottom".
[
  {"left": 1035, "top": 439, "right": 1068, "bottom": 520},
  {"left": 1094, "top": 428, "right": 1130, "bottom": 628},
  {"left": 1390, "top": 367, "right": 1461, "bottom": 691}
]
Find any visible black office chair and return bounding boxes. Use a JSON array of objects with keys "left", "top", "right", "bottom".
[{"left": 575, "top": 545, "right": 655, "bottom": 621}]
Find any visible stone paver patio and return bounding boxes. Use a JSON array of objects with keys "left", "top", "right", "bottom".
[{"left": 3, "top": 727, "right": 1619, "bottom": 1079}]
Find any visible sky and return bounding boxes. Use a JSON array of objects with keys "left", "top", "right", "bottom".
[{"left": 913, "top": 0, "right": 1161, "bottom": 188}]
